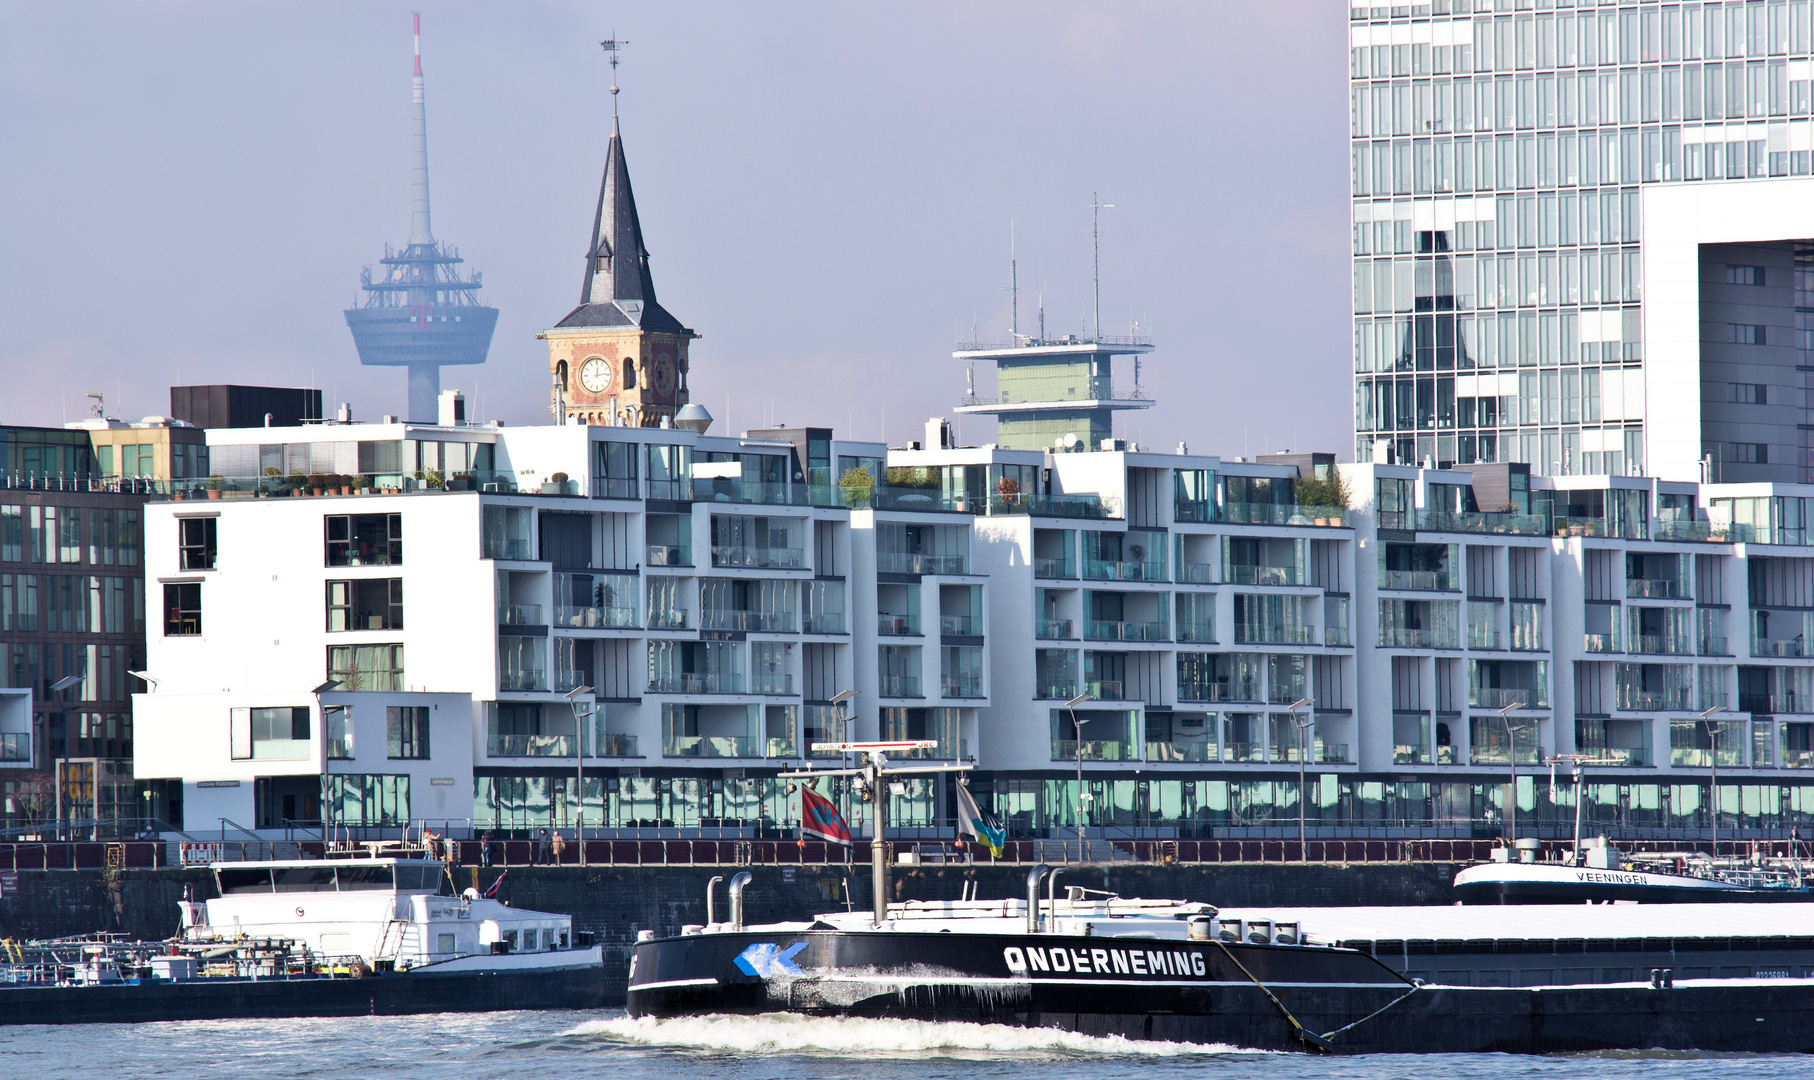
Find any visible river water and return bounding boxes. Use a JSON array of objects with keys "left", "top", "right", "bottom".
[{"left": 2, "top": 1010, "right": 1803, "bottom": 1078}]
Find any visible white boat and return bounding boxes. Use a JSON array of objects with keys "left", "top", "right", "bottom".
[{"left": 1454, "top": 837, "right": 1813, "bottom": 904}]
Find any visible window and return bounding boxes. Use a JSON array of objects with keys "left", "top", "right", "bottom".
[
  {"left": 163, "top": 582, "right": 201, "bottom": 636},
  {"left": 1727, "top": 323, "right": 1766, "bottom": 344},
  {"left": 327, "top": 644, "right": 404, "bottom": 691},
  {"left": 0, "top": 506, "right": 19, "bottom": 562},
  {"left": 178, "top": 517, "right": 217, "bottom": 571},
  {"left": 230, "top": 706, "right": 310, "bottom": 760},
  {"left": 1732, "top": 443, "right": 1769, "bottom": 464},
  {"left": 1731, "top": 383, "right": 1768, "bottom": 404},
  {"left": 325, "top": 513, "right": 402, "bottom": 567},
  {"left": 1726, "top": 264, "right": 1765, "bottom": 285},
  {"left": 387, "top": 705, "right": 430, "bottom": 759},
  {"left": 326, "top": 578, "right": 403, "bottom": 631}
]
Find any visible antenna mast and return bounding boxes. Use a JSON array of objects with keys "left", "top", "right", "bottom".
[
  {"left": 1010, "top": 221, "right": 1018, "bottom": 343},
  {"left": 408, "top": 12, "right": 434, "bottom": 247},
  {"left": 1092, "top": 192, "right": 1114, "bottom": 343}
]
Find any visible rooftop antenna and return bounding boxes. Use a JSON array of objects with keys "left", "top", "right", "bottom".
[
  {"left": 86, "top": 393, "right": 104, "bottom": 418},
  {"left": 1010, "top": 221, "right": 1018, "bottom": 343},
  {"left": 601, "top": 34, "right": 629, "bottom": 129},
  {"left": 1037, "top": 290, "right": 1046, "bottom": 345},
  {"left": 409, "top": 12, "right": 433, "bottom": 248},
  {"left": 1092, "top": 191, "right": 1114, "bottom": 343}
]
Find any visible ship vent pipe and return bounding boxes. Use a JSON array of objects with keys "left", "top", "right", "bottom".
[
  {"left": 705, "top": 874, "right": 724, "bottom": 926},
  {"left": 1026, "top": 864, "right": 1049, "bottom": 933},
  {"left": 1047, "top": 868, "right": 1066, "bottom": 929},
  {"left": 728, "top": 871, "right": 753, "bottom": 931}
]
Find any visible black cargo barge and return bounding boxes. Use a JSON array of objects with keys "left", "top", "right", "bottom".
[
  {"left": 627, "top": 867, "right": 1814, "bottom": 1054},
  {"left": 0, "top": 963, "right": 609, "bottom": 1025}
]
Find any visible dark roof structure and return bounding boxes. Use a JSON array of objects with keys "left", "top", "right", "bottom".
[{"left": 556, "top": 119, "right": 691, "bottom": 336}]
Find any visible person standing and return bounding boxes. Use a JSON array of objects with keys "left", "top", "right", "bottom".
[
  {"left": 551, "top": 829, "right": 567, "bottom": 864},
  {"left": 479, "top": 829, "right": 494, "bottom": 868},
  {"left": 535, "top": 828, "right": 550, "bottom": 865}
]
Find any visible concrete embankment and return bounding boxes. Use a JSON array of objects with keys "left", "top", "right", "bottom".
[{"left": 0, "top": 861, "right": 1461, "bottom": 1004}]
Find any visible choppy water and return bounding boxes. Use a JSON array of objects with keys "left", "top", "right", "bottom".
[{"left": 0, "top": 1010, "right": 1804, "bottom": 1078}]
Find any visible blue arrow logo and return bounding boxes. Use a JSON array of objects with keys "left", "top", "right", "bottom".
[{"left": 734, "top": 941, "right": 809, "bottom": 978}]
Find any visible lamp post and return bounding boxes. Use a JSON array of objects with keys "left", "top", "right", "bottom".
[
  {"left": 1497, "top": 700, "right": 1523, "bottom": 843},
  {"left": 1698, "top": 705, "right": 1729, "bottom": 858},
  {"left": 48, "top": 674, "right": 83, "bottom": 838},
  {"left": 1065, "top": 692, "right": 1093, "bottom": 852},
  {"left": 829, "top": 690, "right": 858, "bottom": 858},
  {"left": 311, "top": 679, "right": 340, "bottom": 842},
  {"left": 1287, "top": 697, "right": 1315, "bottom": 857},
  {"left": 564, "top": 684, "right": 594, "bottom": 866}
]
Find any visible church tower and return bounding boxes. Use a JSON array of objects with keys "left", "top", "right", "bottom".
[{"left": 542, "top": 43, "right": 695, "bottom": 427}]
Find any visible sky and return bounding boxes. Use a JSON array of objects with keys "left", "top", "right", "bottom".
[{"left": 0, "top": 2, "right": 1351, "bottom": 458}]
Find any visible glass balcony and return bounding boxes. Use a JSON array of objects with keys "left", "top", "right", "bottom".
[
  {"left": 876, "top": 552, "right": 970, "bottom": 575},
  {"left": 553, "top": 604, "right": 638, "bottom": 629},
  {"left": 1175, "top": 562, "right": 1214, "bottom": 584},
  {"left": 711, "top": 545, "right": 805, "bottom": 570},
  {"left": 647, "top": 607, "right": 689, "bottom": 630},
  {"left": 1049, "top": 739, "right": 1138, "bottom": 761},
  {"left": 803, "top": 612, "right": 846, "bottom": 633},
  {"left": 1083, "top": 679, "right": 1125, "bottom": 700},
  {"left": 1225, "top": 565, "right": 1303, "bottom": 586},
  {"left": 1233, "top": 623, "right": 1315, "bottom": 645},
  {"left": 752, "top": 673, "right": 795, "bottom": 695},
  {"left": 1629, "top": 633, "right": 1692, "bottom": 656},
  {"left": 1036, "top": 682, "right": 1080, "bottom": 700},
  {"left": 700, "top": 609, "right": 796, "bottom": 632},
  {"left": 1627, "top": 577, "right": 1689, "bottom": 600},
  {"left": 594, "top": 733, "right": 639, "bottom": 757},
  {"left": 647, "top": 479, "right": 692, "bottom": 501},
  {"left": 1615, "top": 687, "right": 1691, "bottom": 711},
  {"left": 1752, "top": 636, "right": 1807, "bottom": 658},
  {"left": 0, "top": 733, "right": 28, "bottom": 762},
  {"left": 665, "top": 735, "right": 757, "bottom": 758},
  {"left": 1699, "top": 635, "right": 1729, "bottom": 656},
  {"left": 1036, "top": 618, "right": 1074, "bottom": 639},
  {"left": 877, "top": 613, "right": 920, "bottom": 635},
  {"left": 940, "top": 675, "right": 983, "bottom": 698},
  {"left": 939, "top": 614, "right": 982, "bottom": 635},
  {"left": 1379, "top": 569, "right": 1455, "bottom": 591},
  {"left": 1468, "top": 626, "right": 1503, "bottom": 650},
  {"left": 765, "top": 734, "right": 798, "bottom": 758},
  {"left": 1035, "top": 556, "right": 1076, "bottom": 579},
  {"left": 1177, "top": 682, "right": 1258, "bottom": 703},
  {"left": 647, "top": 544, "right": 690, "bottom": 567},
  {"left": 483, "top": 537, "right": 533, "bottom": 560},
  {"left": 1175, "top": 621, "right": 1215, "bottom": 644},
  {"left": 1653, "top": 519, "right": 1737, "bottom": 542},
  {"left": 1223, "top": 502, "right": 1349, "bottom": 527},
  {"left": 1584, "top": 632, "right": 1620, "bottom": 653},
  {"left": 694, "top": 480, "right": 803, "bottom": 506},
  {"left": 1085, "top": 619, "right": 1169, "bottom": 642},
  {"left": 499, "top": 666, "right": 548, "bottom": 692},
  {"left": 647, "top": 672, "right": 746, "bottom": 694},
  {"left": 488, "top": 732, "right": 575, "bottom": 757},
  {"left": 878, "top": 674, "right": 923, "bottom": 698},
  {"left": 1083, "top": 559, "right": 1165, "bottom": 582},
  {"left": 1415, "top": 510, "right": 1549, "bottom": 535},
  {"left": 1174, "top": 499, "right": 1216, "bottom": 525},
  {"left": 1470, "top": 687, "right": 1546, "bottom": 708},
  {"left": 498, "top": 603, "right": 543, "bottom": 626},
  {"left": 1325, "top": 625, "right": 1352, "bottom": 646},
  {"left": 1380, "top": 628, "right": 1443, "bottom": 648},
  {"left": 592, "top": 476, "right": 638, "bottom": 499},
  {"left": 1145, "top": 740, "right": 1216, "bottom": 762}
]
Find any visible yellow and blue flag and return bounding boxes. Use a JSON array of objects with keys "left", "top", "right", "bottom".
[{"left": 955, "top": 782, "right": 1006, "bottom": 856}]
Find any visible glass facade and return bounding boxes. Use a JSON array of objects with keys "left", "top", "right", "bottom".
[{"left": 1351, "top": 1, "right": 1814, "bottom": 474}]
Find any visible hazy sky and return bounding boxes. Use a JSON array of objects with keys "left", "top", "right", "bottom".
[{"left": 0, "top": 2, "right": 1350, "bottom": 457}]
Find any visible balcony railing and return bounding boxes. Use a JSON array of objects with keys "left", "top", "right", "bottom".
[
  {"left": 647, "top": 673, "right": 746, "bottom": 694},
  {"left": 1034, "top": 556, "right": 1075, "bottom": 579},
  {"left": 1584, "top": 632, "right": 1620, "bottom": 653},
  {"left": 711, "top": 545, "right": 805, "bottom": 570},
  {"left": 594, "top": 733, "right": 639, "bottom": 757},
  {"left": 1379, "top": 569, "right": 1455, "bottom": 591},
  {"left": 499, "top": 667, "right": 548, "bottom": 692},
  {"left": 1615, "top": 688, "right": 1692, "bottom": 711},
  {"left": 1552, "top": 515, "right": 1646, "bottom": 540},
  {"left": 1083, "top": 679, "right": 1125, "bottom": 700},
  {"left": 753, "top": 674, "right": 795, "bottom": 695},
  {"left": 877, "top": 552, "right": 970, "bottom": 575},
  {"left": 1083, "top": 559, "right": 1165, "bottom": 582},
  {"left": 878, "top": 675, "right": 923, "bottom": 698},
  {"left": 0, "top": 733, "right": 28, "bottom": 762},
  {"left": 1174, "top": 499, "right": 1216, "bottom": 524},
  {"left": 1223, "top": 502, "right": 1349, "bottom": 527},
  {"left": 484, "top": 537, "right": 533, "bottom": 561},
  {"left": 1175, "top": 562, "right": 1214, "bottom": 584},
  {"left": 1698, "top": 635, "right": 1729, "bottom": 656},
  {"left": 940, "top": 675, "right": 983, "bottom": 698},
  {"left": 1145, "top": 740, "right": 1216, "bottom": 763},
  {"left": 765, "top": 735, "right": 798, "bottom": 758},
  {"left": 488, "top": 733, "right": 575, "bottom": 757},
  {"left": 1175, "top": 621, "right": 1216, "bottom": 644},
  {"left": 1233, "top": 624, "right": 1315, "bottom": 645},
  {"left": 554, "top": 603, "right": 639, "bottom": 629},
  {"left": 802, "top": 612, "right": 846, "bottom": 633},
  {"left": 1470, "top": 687, "right": 1546, "bottom": 708},
  {"left": 1225, "top": 565, "right": 1303, "bottom": 587},
  {"left": 1629, "top": 633, "right": 1693, "bottom": 656},
  {"left": 665, "top": 736, "right": 757, "bottom": 758},
  {"left": 1177, "top": 682, "right": 1260, "bottom": 703},
  {"left": 1468, "top": 627, "right": 1502, "bottom": 650},
  {"left": 647, "top": 545, "right": 690, "bottom": 567},
  {"left": 1086, "top": 619, "right": 1169, "bottom": 642},
  {"left": 877, "top": 614, "right": 920, "bottom": 636},
  {"left": 1752, "top": 636, "right": 1807, "bottom": 658},
  {"left": 1325, "top": 625, "right": 1352, "bottom": 646},
  {"left": 647, "top": 608, "right": 689, "bottom": 630},
  {"left": 1416, "top": 510, "right": 1549, "bottom": 536},
  {"left": 1037, "top": 618, "right": 1074, "bottom": 639},
  {"left": 1379, "top": 628, "right": 1452, "bottom": 649},
  {"left": 647, "top": 479, "right": 691, "bottom": 502},
  {"left": 1627, "top": 578, "right": 1689, "bottom": 599},
  {"left": 1036, "top": 682, "right": 1080, "bottom": 700},
  {"left": 1050, "top": 739, "right": 1138, "bottom": 761},
  {"left": 701, "top": 609, "right": 796, "bottom": 632},
  {"left": 592, "top": 476, "right": 638, "bottom": 499},
  {"left": 939, "top": 615, "right": 982, "bottom": 635},
  {"left": 498, "top": 603, "right": 544, "bottom": 626}
]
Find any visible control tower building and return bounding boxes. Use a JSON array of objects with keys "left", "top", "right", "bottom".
[{"left": 345, "top": 15, "right": 498, "bottom": 422}]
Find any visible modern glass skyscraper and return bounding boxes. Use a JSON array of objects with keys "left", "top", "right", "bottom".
[{"left": 1350, "top": 1, "right": 1814, "bottom": 482}]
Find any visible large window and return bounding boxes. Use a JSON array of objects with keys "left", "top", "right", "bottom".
[
  {"left": 163, "top": 582, "right": 201, "bottom": 636},
  {"left": 387, "top": 706, "right": 430, "bottom": 759},
  {"left": 178, "top": 517, "right": 217, "bottom": 571},
  {"left": 230, "top": 706, "right": 310, "bottom": 760},
  {"left": 327, "top": 644, "right": 404, "bottom": 691},
  {"left": 326, "top": 774, "right": 410, "bottom": 827},
  {"left": 326, "top": 578, "right": 403, "bottom": 631},
  {"left": 325, "top": 513, "right": 402, "bottom": 567}
]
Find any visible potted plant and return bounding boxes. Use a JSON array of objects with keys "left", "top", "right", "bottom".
[
  {"left": 287, "top": 471, "right": 307, "bottom": 496},
  {"left": 423, "top": 468, "right": 445, "bottom": 490},
  {"left": 548, "top": 471, "right": 570, "bottom": 495},
  {"left": 205, "top": 475, "right": 225, "bottom": 500}
]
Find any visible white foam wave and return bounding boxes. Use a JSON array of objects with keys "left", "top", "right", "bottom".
[{"left": 569, "top": 1012, "right": 1263, "bottom": 1058}]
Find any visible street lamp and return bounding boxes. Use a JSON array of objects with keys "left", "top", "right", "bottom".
[
  {"left": 49, "top": 674, "right": 83, "bottom": 837},
  {"left": 311, "top": 679, "right": 340, "bottom": 841},
  {"left": 1698, "top": 705, "right": 1729, "bottom": 858},
  {"left": 1065, "top": 692, "right": 1093, "bottom": 851},
  {"left": 1286, "top": 697, "right": 1315, "bottom": 856},
  {"left": 564, "top": 684, "right": 595, "bottom": 866},
  {"left": 1497, "top": 700, "right": 1524, "bottom": 843},
  {"left": 829, "top": 689, "right": 858, "bottom": 744}
]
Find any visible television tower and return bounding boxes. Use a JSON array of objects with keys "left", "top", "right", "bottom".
[{"left": 345, "top": 14, "right": 498, "bottom": 422}]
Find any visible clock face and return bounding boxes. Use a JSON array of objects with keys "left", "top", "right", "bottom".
[
  {"left": 578, "top": 357, "right": 611, "bottom": 394},
  {"left": 653, "top": 356, "right": 676, "bottom": 396}
]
